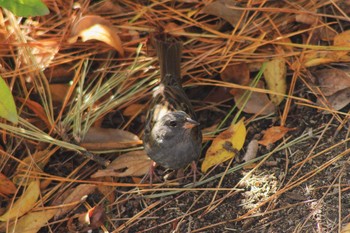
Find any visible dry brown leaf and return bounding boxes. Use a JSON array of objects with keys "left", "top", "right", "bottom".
[
  {"left": 123, "top": 103, "right": 144, "bottom": 117},
  {"left": 54, "top": 184, "right": 96, "bottom": 219},
  {"left": 164, "top": 22, "right": 186, "bottom": 35},
  {"left": 8, "top": 209, "right": 57, "bottom": 233},
  {"left": 221, "top": 63, "right": 250, "bottom": 95},
  {"left": 49, "top": 84, "right": 70, "bottom": 103},
  {"left": 80, "top": 127, "right": 142, "bottom": 150},
  {"left": 234, "top": 81, "right": 275, "bottom": 115},
  {"left": 13, "top": 150, "right": 54, "bottom": 185},
  {"left": 258, "top": 126, "right": 296, "bottom": 147},
  {"left": 95, "top": 177, "right": 116, "bottom": 203},
  {"left": 91, "top": 150, "right": 151, "bottom": 178},
  {"left": 264, "top": 58, "right": 287, "bottom": 105},
  {"left": 313, "top": 68, "right": 350, "bottom": 96},
  {"left": 317, "top": 88, "right": 350, "bottom": 112},
  {"left": 18, "top": 98, "right": 51, "bottom": 128},
  {"left": 0, "top": 180, "right": 40, "bottom": 221},
  {"left": 295, "top": 13, "right": 318, "bottom": 25},
  {"left": 68, "top": 15, "right": 124, "bottom": 56},
  {"left": 0, "top": 173, "right": 16, "bottom": 196},
  {"left": 201, "top": 0, "right": 244, "bottom": 28}
]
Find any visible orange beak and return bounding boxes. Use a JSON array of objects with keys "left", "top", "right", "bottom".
[{"left": 183, "top": 118, "right": 200, "bottom": 129}]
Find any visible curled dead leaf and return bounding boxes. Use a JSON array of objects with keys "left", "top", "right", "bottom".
[
  {"left": 68, "top": 15, "right": 124, "bottom": 56},
  {"left": 91, "top": 150, "right": 151, "bottom": 178}
]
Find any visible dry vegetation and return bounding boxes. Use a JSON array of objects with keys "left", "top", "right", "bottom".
[{"left": 1, "top": 0, "right": 350, "bottom": 232}]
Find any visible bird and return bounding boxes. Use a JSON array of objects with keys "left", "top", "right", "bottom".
[{"left": 143, "top": 35, "right": 202, "bottom": 180}]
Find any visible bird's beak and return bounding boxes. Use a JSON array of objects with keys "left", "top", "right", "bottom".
[{"left": 183, "top": 118, "right": 200, "bottom": 129}]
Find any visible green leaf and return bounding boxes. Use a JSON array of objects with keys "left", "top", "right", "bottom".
[
  {"left": 0, "top": 76, "right": 18, "bottom": 124},
  {"left": 0, "top": 0, "right": 49, "bottom": 17}
]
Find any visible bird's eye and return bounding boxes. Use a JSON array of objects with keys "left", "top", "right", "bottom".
[{"left": 169, "top": 120, "right": 177, "bottom": 127}]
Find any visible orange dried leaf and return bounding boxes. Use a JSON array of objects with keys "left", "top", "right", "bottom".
[
  {"left": 123, "top": 103, "right": 144, "bottom": 117},
  {"left": 18, "top": 98, "right": 51, "bottom": 128},
  {"left": 201, "top": 118, "right": 246, "bottom": 173},
  {"left": 0, "top": 180, "right": 40, "bottom": 221},
  {"left": 68, "top": 15, "right": 124, "bottom": 56},
  {"left": 80, "top": 127, "right": 142, "bottom": 150},
  {"left": 49, "top": 84, "right": 70, "bottom": 103},
  {"left": 258, "top": 126, "right": 296, "bottom": 146},
  {"left": 0, "top": 173, "right": 16, "bottom": 196},
  {"left": 91, "top": 150, "right": 151, "bottom": 178}
]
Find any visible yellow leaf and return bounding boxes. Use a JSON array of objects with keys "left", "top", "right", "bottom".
[
  {"left": 0, "top": 180, "right": 40, "bottom": 221},
  {"left": 263, "top": 58, "right": 287, "bottom": 105},
  {"left": 201, "top": 118, "right": 246, "bottom": 173},
  {"left": 8, "top": 209, "right": 57, "bottom": 233}
]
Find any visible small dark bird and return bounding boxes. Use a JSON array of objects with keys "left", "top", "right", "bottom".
[{"left": 143, "top": 35, "right": 202, "bottom": 178}]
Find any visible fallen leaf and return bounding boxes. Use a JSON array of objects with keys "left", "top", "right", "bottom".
[
  {"left": 334, "top": 30, "right": 350, "bottom": 58},
  {"left": 0, "top": 173, "right": 16, "bottom": 196},
  {"left": 80, "top": 127, "right": 142, "bottom": 150},
  {"left": 341, "top": 222, "right": 350, "bottom": 233},
  {"left": 54, "top": 184, "right": 96, "bottom": 219},
  {"left": 221, "top": 63, "right": 250, "bottom": 95},
  {"left": 49, "top": 84, "right": 71, "bottom": 103},
  {"left": 317, "top": 87, "right": 350, "bottom": 112},
  {"left": 91, "top": 150, "right": 151, "bottom": 178},
  {"left": 27, "top": 39, "right": 59, "bottom": 70},
  {"left": 263, "top": 58, "right": 287, "bottom": 105},
  {"left": 240, "top": 140, "right": 259, "bottom": 163},
  {"left": 13, "top": 149, "right": 54, "bottom": 185},
  {"left": 201, "top": 0, "right": 244, "bottom": 28},
  {"left": 201, "top": 118, "right": 246, "bottom": 173},
  {"left": 164, "top": 22, "right": 186, "bottom": 36},
  {"left": 123, "top": 103, "right": 144, "bottom": 117},
  {"left": 0, "top": 180, "right": 40, "bottom": 221},
  {"left": 0, "top": 75, "right": 18, "bottom": 124},
  {"left": 18, "top": 98, "right": 51, "bottom": 128},
  {"left": 295, "top": 13, "right": 318, "bottom": 25},
  {"left": 68, "top": 15, "right": 124, "bottom": 56},
  {"left": 95, "top": 177, "right": 116, "bottom": 203},
  {"left": 234, "top": 81, "right": 275, "bottom": 115},
  {"left": 258, "top": 126, "right": 296, "bottom": 146},
  {"left": 8, "top": 209, "right": 57, "bottom": 233},
  {"left": 313, "top": 68, "right": 350, "bottom": 96}
]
